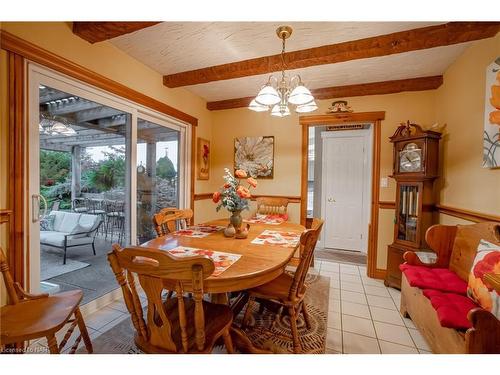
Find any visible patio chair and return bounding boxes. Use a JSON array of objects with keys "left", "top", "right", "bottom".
[
  {"left": 40, "top": 211, "right": 102, "bottom": 264},
  {"left": 105, "top": 200, "right": 126, "bottom": 244}
]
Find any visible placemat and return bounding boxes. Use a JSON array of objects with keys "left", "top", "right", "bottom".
[{"left": 167, "top": 246, "right": 241, "bottom": 276}]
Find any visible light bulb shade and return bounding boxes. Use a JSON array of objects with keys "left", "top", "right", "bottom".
[
  {"left": 295, "top": 101, "right": 318, "bottom": 113},
  {"left": 288, "top": 84, "right": 314, "bottom": 105},
  {"left": 255, "top": 84, "right": 281, "bottom": 106},
  {"left": 271, "top": 104, "right": 290, "bottom": 117},
  {"left": 248, "top": 99, "right": 269, "bottom": 112}
]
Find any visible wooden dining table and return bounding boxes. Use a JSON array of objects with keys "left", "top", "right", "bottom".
[{"left": 141, "top": 218, "right": 306, "bottom": 353}]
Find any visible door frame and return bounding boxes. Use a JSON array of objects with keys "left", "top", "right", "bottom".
[
  {"left": 299, "top": 112, "right": 386, "bottom": 279},
  {"left": 2, "top": 31, "right": 198, "bottom": 291},
  {"left": 320, "top": 127, "right": 373, "bottom": 253}
]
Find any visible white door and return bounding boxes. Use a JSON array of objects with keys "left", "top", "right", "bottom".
[{"left": 321, "top": 129, "right": 371, "bottom": 252}]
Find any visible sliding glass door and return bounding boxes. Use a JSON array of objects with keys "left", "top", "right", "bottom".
[{"left": 28, "top": 64, "right": 190, "bottom": 304}]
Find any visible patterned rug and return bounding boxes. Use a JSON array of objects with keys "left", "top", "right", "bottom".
[{"left": 82, "top": 273, "right": 330, "bottom": 354}]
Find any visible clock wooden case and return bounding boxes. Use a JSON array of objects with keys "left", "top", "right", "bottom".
[{"left": 385, "top": 121, "right": 441, "bottom": 289}]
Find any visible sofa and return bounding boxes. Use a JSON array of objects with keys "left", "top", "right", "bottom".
[
  {"left": 400, "top": 222, "right": 500, "bottom": 354},
  {"left": 40, "top": 211, "right": 102, "bottom": 264}
]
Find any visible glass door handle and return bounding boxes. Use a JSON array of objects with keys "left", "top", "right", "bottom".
[
  {"left": 327, "top": 197, "right": 336, "bottom": 202},
  {"left": 32, "top": 194, "right": 48, "bottom": 223}
]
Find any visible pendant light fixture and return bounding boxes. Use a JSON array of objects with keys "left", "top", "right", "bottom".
[{"left": 249, "top": 26, "right": 317, "bottom": 116}]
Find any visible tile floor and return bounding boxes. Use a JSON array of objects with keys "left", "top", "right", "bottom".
[{"left": 29, "top": 259, "right": 433, "bottom": 354}]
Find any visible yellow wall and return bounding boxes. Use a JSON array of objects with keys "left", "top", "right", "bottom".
[
  {"left": 212, "top": 90, "right": 437, "bottom": 269},
  {"left": 435, "top": 33, "right": 500, "bottom": 216}
]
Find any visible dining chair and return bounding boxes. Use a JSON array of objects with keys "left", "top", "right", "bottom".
[
  {"left": 0, "top": 247, "right": 93, "bottom": 354},
  {"left": 152, "top": 208, "right": 193, "bottom": 237},
  {"left": 241, "top": 218, "right": 324, "bottom": 353},
  {"left": 108, "top": 244, "right": 235, "bottom": 353},
  {"left": 256, "top": 197, "right": 289, "bottom": 216}
]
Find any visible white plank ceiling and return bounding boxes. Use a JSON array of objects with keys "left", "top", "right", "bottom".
[{"left": 109, "top": 22, "right": 470, "bottom": 102}]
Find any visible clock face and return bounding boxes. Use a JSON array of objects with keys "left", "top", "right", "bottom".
[{"left": 399, "top": 143, "right": 422, "bottom": 172}]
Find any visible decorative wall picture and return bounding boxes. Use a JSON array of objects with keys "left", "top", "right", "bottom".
[
  {"left": 197, "top": 138, "right": 210, "bottom": 180},
  {"left": 483, "top": 57, "right": 500, "bottom": 168},
  {"left": 327, "top": 100, "right": 353, "bottom": 113},
  {"left": 234, "top": 136, "right": 274, "bottom": 178}
]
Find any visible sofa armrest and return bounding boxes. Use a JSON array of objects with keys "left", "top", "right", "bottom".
[
  {"left": 64, "top": 221, "right": 102, "bottom": 240},
  {"left": 466, "top": 308, "right": 500, "bottom": 353}
]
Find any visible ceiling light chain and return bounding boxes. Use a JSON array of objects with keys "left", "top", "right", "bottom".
[{"left": 249, "top": 25, "right": 317, "bottom": 117}]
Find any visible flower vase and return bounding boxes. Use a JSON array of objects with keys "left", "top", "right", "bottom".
[{"left": 229, "top": 210, "right": 243, "bottom": 234}]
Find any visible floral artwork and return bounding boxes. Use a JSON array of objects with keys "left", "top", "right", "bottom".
[
  {"left": 483, "top": 57, "right": 500, "bottom": 168},
  {"left": 234, "top": 136, "right": 274, "bottom": 178},
  {"left": 197, "top": 138, "right": 210, "bottom": 180},
  {"left": 251, "top": 230, "right": 301, "bottom": 248},
  {"left": 173, "top": 225, "right": 225, "bottom": 238},
  {"left": 166, "top": 246, "right": 241, "bottom": 276},
  {"left": 467, "top": 240, "right": 500, "bottom": 319}
]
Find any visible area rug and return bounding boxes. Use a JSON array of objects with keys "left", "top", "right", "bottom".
[
  {"left": 40, "top": 251, "right": 90, "bottom": 281},
  {"left": 82, "top": 274, "right": 330, "bottom": 354}
]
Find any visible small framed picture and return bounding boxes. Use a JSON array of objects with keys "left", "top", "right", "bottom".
[{"left": 197, "top": 138, "right": 210, "bottom": 180}]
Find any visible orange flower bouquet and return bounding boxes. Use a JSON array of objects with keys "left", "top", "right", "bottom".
[{"left": 213, "top": 168, "right": 258, "bottom": 235}]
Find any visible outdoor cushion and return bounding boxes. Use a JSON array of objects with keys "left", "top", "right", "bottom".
[
  {"left": 40, "top": 231, "right": 93, "bottom": 247},
  {"left": 51, "top": 211, "right": 81, "bottom": 233},
  {"left": 422, "top": 289, "right": 479, "bottom": 330},
  {"left": 78, "top": 213, "right": 101, "bottom": 231},
  {"left": 467, "top": 240, "right": 500, "bottom": 320},
  {"left": 400, "top": 264, "right": 468, "bottom": 295}
]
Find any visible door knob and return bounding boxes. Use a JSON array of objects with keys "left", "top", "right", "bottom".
[{"left": 328, "top": 197, "right": 336, "bottom": 203}]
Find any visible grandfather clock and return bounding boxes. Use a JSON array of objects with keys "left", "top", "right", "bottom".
[{"left": 384, "top": 121, "right": 441, "bottom": 289}]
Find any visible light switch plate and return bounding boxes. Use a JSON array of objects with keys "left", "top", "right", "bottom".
[{"left": 380, "top": 177, "right": 389, "bottom": 188}]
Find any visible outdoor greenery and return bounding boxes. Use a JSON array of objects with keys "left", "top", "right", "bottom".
[{"left": 39, "top": 146, "right": 177, "bottom": 210}]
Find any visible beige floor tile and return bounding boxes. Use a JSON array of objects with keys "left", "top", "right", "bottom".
[
  {"left": 341, "top": 290, "right": 367, "bottom": 305},
  {"left": 342, "top": 332, "right": 380, "bottom": 354},
  {"left": 340, "top": 280, "right": 365, "bottom": 293},
  {"left": 341, "top": 301, "right": 371, "bottom": 319},
  {"left": 84, "top": 306, "right": 126, "bottom": 331},
  {"left": 322, "top": 270, "right": 340, "bottom": 279},
  {"left": 361, "top": 277, "right": 385, "bottom": 287},
  {"left": 326, "top": 328, "right": 342, "bottom": 352},
  {"left": 325, "top": 348, "right": 341, "bottom": 354},
  {"left": 329, "top": 288, "right": 341, "bottom": 300},
  {"left": 366, "top": 295, "right": 397, "bottom": 310},
  {"left": 327, "top": 312, "right": 342, "bottom": 330},
  {"left": 403, "top": 317, "right": 416, "bottom": 329},
  {"left": 330, "top": 278, "right": 341, "bottom": 289},
  {"left": 107, "top": 299, "right": 129, "bottom": 313},
  {"left": 369, "top": 306, "right": 405, "bottom": 326},
  {"left": 97, "top": 313, "right": 130, "bottom": 334},
  {"left": 374, "top": 321, "right": 414, "bottom": 347},
  {"left": 342, "top": 314, "right": 376, "bottom": 338},
  {"left": 328, "top": 298, "right": 341, "bottom": 313},
  {"left": 388, "top": 287, "right": 401, "bottom": 299},
  {"left": 339, "top": 264, "right": 360, "bottom": 275},
  {"left": 364, "top": 285, "right": 391, "bottom": 297},
  {"left": 418, "top": 349, "right": 433, "bottom": 354},
  {"left": 408, "top": 328, "right": 432, "bottom": 351},
  {"left": 321, "top": 262, "right": 340, "bottom": 271},
  {"left": 379, "top": 340, "right": 419, "bottom": 354},
  {"left": 340, "top": 273, "right": 362, "bottom": 284}
]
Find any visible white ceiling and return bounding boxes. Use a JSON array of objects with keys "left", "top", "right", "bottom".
[{"left": 109, "top": 22, "right": 470, "bottom": 102}]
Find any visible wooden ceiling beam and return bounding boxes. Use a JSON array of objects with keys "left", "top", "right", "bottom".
[
  {"left": 164, "top": 22, "right": 500, "bottom": 88},
  {"left": 206, "top": 76, "right": 443, "bottom": 111},
  {"left": 72, "top": 22, "right": 161, "bottom": 44}
]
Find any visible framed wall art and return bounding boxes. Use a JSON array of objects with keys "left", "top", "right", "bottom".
[
  {"left": 234, "top": 136, "right": 274, "bottom": 178},
  {"left": 483, "top": 57, "right": 500, "bottom": 168},
  {"left": 197, "top": 137, "right": 210, "bottom": 180}
]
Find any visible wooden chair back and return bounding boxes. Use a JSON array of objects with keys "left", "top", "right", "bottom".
[
  {"left": 153, "top": 208, "right": 193, "bottom": 237},
  {"left": 256, "top": 197, "right": 289, "bottom": 215},
  {"left": 288, "top": 218, "right": 323, "bottom": 302},
  {"left": 0, "top": 246, "right": 20, "bottom": 305},
  {"left": 107, "top": 244, "right": 215, "bottom": 353}
]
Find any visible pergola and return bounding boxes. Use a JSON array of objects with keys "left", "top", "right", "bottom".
[{"left": 39, "top": 86, "right": 178, "bottom": 202}]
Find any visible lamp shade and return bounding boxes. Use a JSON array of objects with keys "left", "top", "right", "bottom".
[
  {"left": 255, "top": 84, "right": 281, "bottom": 106},
  {"left": 248, "top": 99, "right": 269, "bottom": 112},
  {"left": 271, "top": 104, "right": 290, "bottom": 117},
  {"left": 295, "top": 100, "right": 318, "bottom": 113},
  {"left": 288, "top": 84, "right": 314, "bottom": 105}
]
